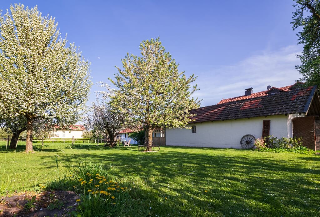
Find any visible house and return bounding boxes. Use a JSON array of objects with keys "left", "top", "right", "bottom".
[
  {"left": 50, "top": 125, "right": 85, "bottom": 139},
  {"left": 117, "top": 128, "right": 166, "bottom": 145},
  {"left": 166, "top": 83, "right": 320, "bottom": 151},
  {"left": 117, "top": 129, "right": 137, "bottom": 144}
]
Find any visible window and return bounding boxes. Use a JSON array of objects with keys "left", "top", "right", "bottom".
[
  {"left": 192, "top": 126, "right": 196, "bottom": 133},
  {"left": 153, "top": 128, "right": 165, "bottom": 137}
]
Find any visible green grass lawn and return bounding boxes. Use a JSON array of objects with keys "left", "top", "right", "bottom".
[{"left": 0, "top": 141, "right": 319, "bottom": 216}]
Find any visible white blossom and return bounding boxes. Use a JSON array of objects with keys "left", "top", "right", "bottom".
[{"left": 0, "top": 4, "right": 91, "bottom": 152}]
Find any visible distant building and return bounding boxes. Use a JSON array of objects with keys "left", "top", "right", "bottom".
[
  {"left": 118, "top": 128, "right": 166, "bottom": 146},
  {"left": 118, "top": 129, "right": 137, "bottom": 144},
  {"left": 50, "top": 125, "right": 85, "bottom": 139}
]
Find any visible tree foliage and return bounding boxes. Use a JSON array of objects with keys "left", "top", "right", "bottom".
[
  {"left": 110, "top": 38, "right": 200, "bottom": 151},
  {"left": 0, "top": 4, "right": 91, "bottom": 152},
  {"left": 292, "top": 0, "right": 320, "bottom": 86},
  {"left": 85, "top": 85, "right": 124, "bottom": 147}
]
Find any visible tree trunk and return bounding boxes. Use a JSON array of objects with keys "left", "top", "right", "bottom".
[
  {"left": 9, "top": 131, "right": 20, "bottom": 149},
  {"left": 106, "top": 129, "right": 115, "bottom": 147},
  {"left": 145, "top": 126, "right": 153, "bottom": 151},
  {"left": 25, "top": 115, "right": 34, "bottom": 153},
  {"left": 110, "top": 134, "right": 115, "bottom": 147},
  {"left": 9, "top": 128, "right": 26, "bottom": 149}
]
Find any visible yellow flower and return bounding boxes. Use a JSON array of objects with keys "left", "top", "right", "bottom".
[
  {"left": 76, "top": 199, "right": 81, "bottom": 202},
  {"left": 205, "top": 190, "right": 208, "bottom": 193},
  {"left": 99, "top": 180, "right": 103, "bottom": 184},
  {"left": 100, "top": 190, "right": 109, "bottom": 195},
  {"left": 95, "top": 185, "right": 99, "bottom": 188},
  {"left": 88, "top": 190, "right": 92, "bottom": 192},
  {"left": 111, "top": 196, "right": 115, "bottom": 199}
]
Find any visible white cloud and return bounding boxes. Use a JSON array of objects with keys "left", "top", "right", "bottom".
[{"left": 194, "top": 45, "right": 303, "bottom": 106}]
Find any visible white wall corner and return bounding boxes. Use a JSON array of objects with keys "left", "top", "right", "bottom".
[{"left": 287, "top": 113, "right": 306, "bottom": 138}]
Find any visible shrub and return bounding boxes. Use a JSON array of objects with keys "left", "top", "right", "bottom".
[
  {"left": 129, "top": 130, "right": 145, "bottom": 145},
  {"left": 254, "top": 138, "right": 266, "bottom": 149},
  {"left": 254, "top": 136, "right": 314, "bottom": 154}
]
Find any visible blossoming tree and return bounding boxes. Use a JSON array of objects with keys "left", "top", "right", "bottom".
[
  {"left": 85, "top": 85, "right": 125, "bottom": 147},
  {"left": 0, "top": 4, "right": 91, "bottom": 152},
  {"left": 110, "top": 38, "right": 200, "bottom": 151}
]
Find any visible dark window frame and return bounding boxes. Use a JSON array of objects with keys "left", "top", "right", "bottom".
[{"left": 192, "top": 126, "right": 196, "bottom": 133}]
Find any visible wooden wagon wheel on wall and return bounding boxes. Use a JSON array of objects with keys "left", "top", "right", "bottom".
[{"left": 240, "top": 134, "right": 255, "bottom": 149}]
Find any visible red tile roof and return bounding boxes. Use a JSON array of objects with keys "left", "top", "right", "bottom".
[
  {"left": 54, "top": 125, "right": 85, "bottom": 131},
  {"left": 119, "top": 128, "right": 135, "bottom": 134},
  {"left": 69, "top": 125, "right": 86, "bottom": 131},
  {"left": 190, "top": 84, "right": 317, "bottom": 123},
  {"left": 218, "top": 85, "right": 292, "bottom": 104}
]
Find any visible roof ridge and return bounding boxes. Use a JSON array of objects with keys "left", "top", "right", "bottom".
[
  {"left": 217, "top": 84, "right": 293, "bottom": 105},
  {"left": 190, "top": 83, "right": 315, "bottom": 123}
]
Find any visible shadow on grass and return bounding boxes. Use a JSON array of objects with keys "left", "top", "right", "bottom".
[
  {"left": 42, "top": 148, "right": 320, "bottom": 216},
  {"left": 0, "top": 144, "right": 62, "bottom": 153},
  {"left": 298, "top": 156, "right": 320, "bottom": 161},
  {"left": 67, "top": 143, "right": 140, "bottom": 151}
]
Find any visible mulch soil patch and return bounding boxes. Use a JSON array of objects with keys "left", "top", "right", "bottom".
[{"left": 0, "top": 190, "right": 79, "bottom": 217}]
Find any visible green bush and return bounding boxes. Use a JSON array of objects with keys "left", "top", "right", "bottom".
[
  {"left": 254, "top": 136, "right": 314, "bottom": 154},
  {"left": 129, "top": 130, "right": 145, "bottom": 145}
]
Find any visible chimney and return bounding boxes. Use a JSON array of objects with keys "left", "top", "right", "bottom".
[
  {"left": 267, "top": 85, "right": 271, "bottom": 90},
  {"left": 245, "top": 87, "right": 253, "bottom": 96}
]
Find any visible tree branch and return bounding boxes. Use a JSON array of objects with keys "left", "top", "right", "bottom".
[{"left": 306, "top": 2, "right": 320, "bottom": 21}]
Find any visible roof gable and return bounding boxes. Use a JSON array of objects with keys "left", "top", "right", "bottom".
[{"left": 191, "top": 84, "right": 318, "bottom": 123}]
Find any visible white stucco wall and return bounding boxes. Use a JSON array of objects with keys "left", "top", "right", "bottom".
[
  {"left": 118, "top": 133, "right": 137, "bottom": 144},
  {"left": 51, "top": 130, "right": 83, "bottom": 139},
  {"left": 166, "top": 115, "right": 290, "bottom": 149}
]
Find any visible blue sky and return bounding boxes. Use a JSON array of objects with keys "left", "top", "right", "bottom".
[{"left": 0, "top": 0, "right": 302, "bottom": 106}]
